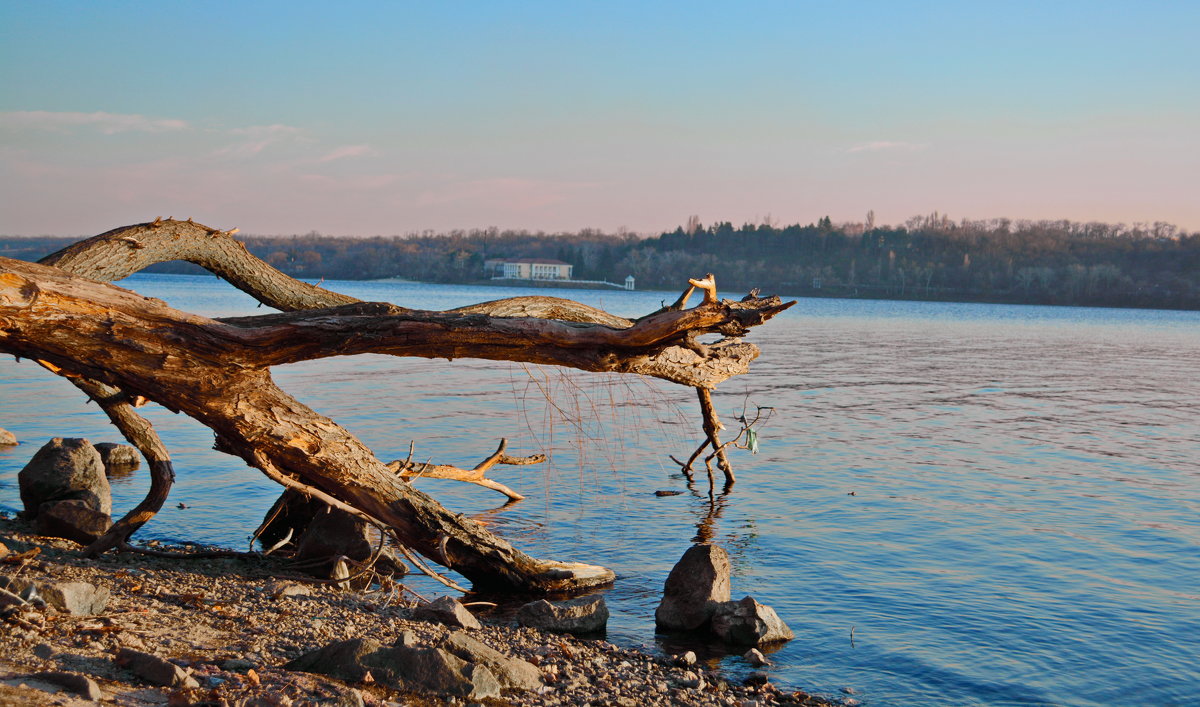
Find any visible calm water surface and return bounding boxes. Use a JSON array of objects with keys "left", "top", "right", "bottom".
[{"left": 2, "top": 274, "right": 1198, "bottom": 706}]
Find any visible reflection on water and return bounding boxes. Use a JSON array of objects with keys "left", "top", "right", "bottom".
[
  {"left": 3, "top": 274, "right": 1200, "bottom": 706},
  {"left": 103, "top": 462, "right": 141, "bottom": 482}
]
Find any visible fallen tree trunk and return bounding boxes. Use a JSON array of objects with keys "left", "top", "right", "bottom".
[
  {"left": 1, "top": 258, "right": 606, "bottom": 590},
  {"left": 4, "top": 220, "right": 792, "bottom": 592}
]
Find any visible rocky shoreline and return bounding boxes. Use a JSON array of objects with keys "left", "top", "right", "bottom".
[{"left": 0, "top": 516, "right": 840, "bottom": 706}]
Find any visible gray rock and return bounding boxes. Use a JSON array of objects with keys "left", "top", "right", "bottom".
[
  {"left": 114, "top": 647, "right": 199, "bottom": 688},
  {"left": 288, "top": 638, "right": 500, "bottom": 700},
  {"left": 94, "top": 442, "right": 140, "bottom": 470},
  {"left": 710, "top": 596, "right": 794, "bottom": 645},
  {"left": 0, "top": 427, "right": 16, "bottom": 445},
  {"left": 35, "top": 499, "right": 112, "bottom": 546},
  {"left": 655, "top": 544, "right": 731, "bottom": 631},
  {"left": 32, "top": 671, "right": 102, "bottom": 701},
  {"left": 18, "top": 438, "right": 111, "bottom": 517},
  {"left": 515, "top": 595, "right": 608, "bottom": 635},
  {"left": 744, "top": 647, "right": 771, "bottom": 666},
  {"left": 414, "top": 595, "right": 482, "bottom": 630},
  {"left": 40, "top": 580, "right": 110, "bottom": 615},
  {"left": 368, "top": 645, "right": 500, "bottom": 701},
  {"left": 441, "top": 631, "right": 543, "bottom": 690},
  {"left": 33, "top": 642, "right": 56, "bottom": 660},
  {"left": 286, "top": 638, "right": 383, "bottom": 682}
]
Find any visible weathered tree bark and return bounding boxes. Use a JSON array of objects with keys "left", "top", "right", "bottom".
[
  {"left": 39, "top": 218, "right": 361, "bottom": 312},
  {"left": 2, "top": 259, "right": 605, "bottom": 590},
  {"left": 4, "top": 224, "right": 792, "bottom": 590},
  {"left": 39, "top": 218, "right": 629, "bottom": 326},
  {"left": 38, "top": 220, "right": 637, "bottom": 538}
]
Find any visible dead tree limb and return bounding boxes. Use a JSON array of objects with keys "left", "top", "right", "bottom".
[
  {"left": 386, "top": 439, "right": 541, "bottom": 501},
  {"left": 1, "top": 248, "right": 791, "bottom": 592},
  {"left": 29, "top": 358, "right": 178, "bottom": 556},
  {"left": 697, "top": 387, "right": 734, "bottom": 483},
  {"left": 35, "top": 219, "right": 641, "bottom": 538},
  {"left": 72, "top": 379, "right": 177, "bottom": 557},
  {"left": 39, "top": 218, "right": 360, "bottom": 312},
  {"left": 40, "top": 218, "right": 629, "bottom": 326}
]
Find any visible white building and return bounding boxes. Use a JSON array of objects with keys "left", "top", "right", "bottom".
[{"left": 484, "top": 258, "right": 573, "bottom": 281}]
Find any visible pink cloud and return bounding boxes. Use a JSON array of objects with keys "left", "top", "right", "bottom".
[
  {"left": 0, "top": 110, "right": 188, "bottom": 134},
  {"left": 215, "top": 124, "right": 306, "bottom": 158},
  {"left": 314, "top": 144, "right": 373, "bottom": 163}
]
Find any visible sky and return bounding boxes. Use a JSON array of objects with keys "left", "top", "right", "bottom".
[{"left": 1, "top": 1, "right": 1197, "bottom": 237}]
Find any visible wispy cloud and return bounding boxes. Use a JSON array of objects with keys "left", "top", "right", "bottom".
[
  {"left": 847, "top": 141, "right": 927, "bottom": 153},
  {"left": 314, "top": 144, "right": 373, "bottom": 164},
  {"left": 0, "top": 110, "right": 188, "bottom": 134},
  {"left": 215, "top": 123, "right": 306, "bottom": 158}
]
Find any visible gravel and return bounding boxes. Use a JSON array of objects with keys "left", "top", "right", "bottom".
[{"left": 0, "top": 516, "right": 834, "bottom": 706}]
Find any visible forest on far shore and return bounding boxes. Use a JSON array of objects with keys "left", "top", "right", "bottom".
[{"left": 4, "top": 213, "right": 1199, "bottom": 310}]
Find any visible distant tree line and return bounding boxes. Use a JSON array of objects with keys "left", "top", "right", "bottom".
[{"left": 4, "top": 213, "right": 1198, "bottom": 309}]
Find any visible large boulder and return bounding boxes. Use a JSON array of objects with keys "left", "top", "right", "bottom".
[
  {"left": 655, "top": 544, "right": 731, "bottom": 631},
  {"left": 35, "top": 499, "right": 112, "bottom": 545},
  {"left": 287, "top": 638, "right": 500, "bottom": 700},
  {"left": 515, "top": 595, "right": 608, "bottom": 635},
  {"left": 710, "top": 596, "right": 794, "bottom": 645},
  {"left": 286, "top": 638, "right": 383, "bottom": 683},
  {"left": 440, "top": 631, "right": 543, "bottom": 690},
  {"left": 371, "top": 644, "right": 500, "bottom": 700},
  {"left": 18, "top": 438, "right": 111, "bottom": 517}
]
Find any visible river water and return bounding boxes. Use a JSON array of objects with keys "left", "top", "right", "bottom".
[{"left": 1, "top": 274, "right": 1198, "bottom": 706}]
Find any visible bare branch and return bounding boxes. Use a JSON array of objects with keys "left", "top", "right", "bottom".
[{"left": 385, "top": 439, "right": 538, "bottom": 501}]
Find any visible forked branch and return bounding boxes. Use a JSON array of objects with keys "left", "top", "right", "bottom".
[{"left": 386, "top": 439, "right": 541, "bottom": 501}]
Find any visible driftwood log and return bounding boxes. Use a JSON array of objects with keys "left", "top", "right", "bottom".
[{"left": 1, "top": 219, "right": 792, "bottom": 593}]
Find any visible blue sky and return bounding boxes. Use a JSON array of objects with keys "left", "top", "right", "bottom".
[{"left": 2, "top": 1, "right": 1197, "bottom": 236}]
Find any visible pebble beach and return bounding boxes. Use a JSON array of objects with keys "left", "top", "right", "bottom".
[{"left": 0, "top": 517, "right": 836, "bottom": 706}]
